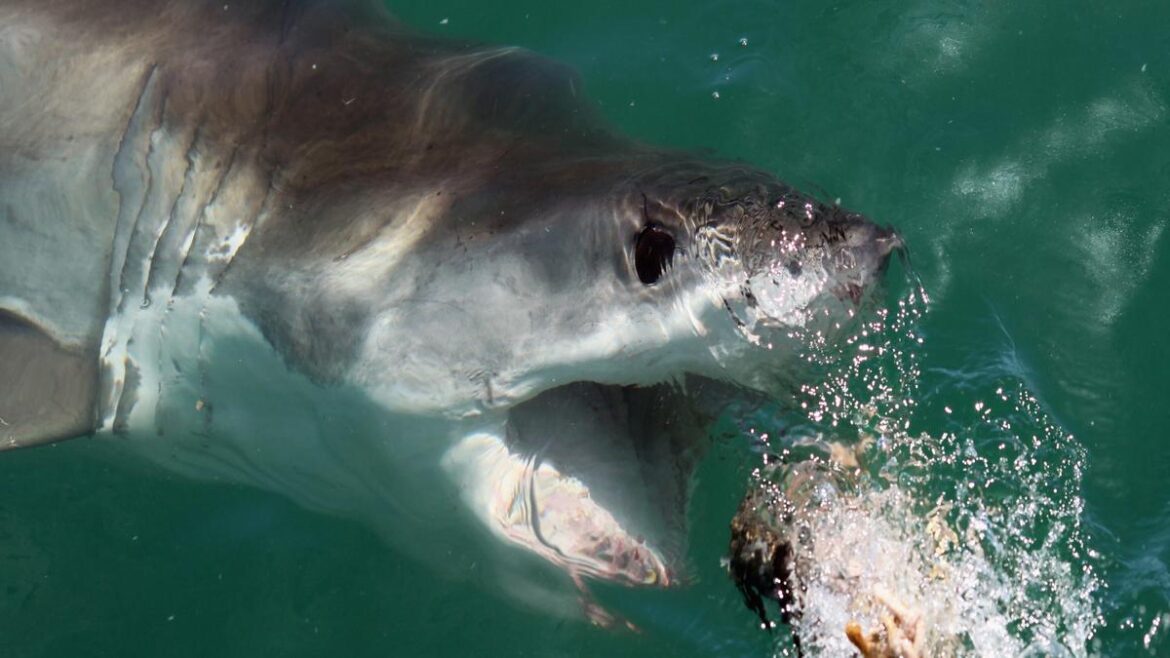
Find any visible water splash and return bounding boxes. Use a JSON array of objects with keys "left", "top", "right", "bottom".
[{"left": 732, "top": 280, "right": 1102, "bottom": 656}]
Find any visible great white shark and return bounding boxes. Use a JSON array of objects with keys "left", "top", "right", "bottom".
[{"left": 0, "top": 0, "right": 900, "bottom": 618}]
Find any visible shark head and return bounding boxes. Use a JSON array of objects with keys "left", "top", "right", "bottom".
[{"left": 417, "top": 158, "right": 902, "bottom": 594}]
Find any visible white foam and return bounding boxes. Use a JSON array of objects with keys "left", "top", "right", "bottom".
[
  {"left": 753, "top": 286, "right": 1100, "bottom": 656},
  {"left": 951, "top": 81, "right": 1165, "bottom": 223},
  {"left": 1075, "top": 214, "right": 1165, "bottom": 328}
]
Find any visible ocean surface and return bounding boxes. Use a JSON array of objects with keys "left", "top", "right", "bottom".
[{"left": 2, "top": 1, "right": 1168, "bottom": 656}]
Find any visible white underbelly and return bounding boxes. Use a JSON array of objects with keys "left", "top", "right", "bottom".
[
  {"left": 95, "top": 281, "right": 603, "bottom": 619},
  {"left": 99, "top": 279, "right": 457, "bottom": 542}
]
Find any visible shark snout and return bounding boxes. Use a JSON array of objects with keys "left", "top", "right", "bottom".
[
  {"left": 873, "top": 224, "right": 903, "bottom": 259},
  {"left": 837, "top": 217, "right": 903, "bottom": 276},
  {"left": 815, "top": 216, "right": 903, "bottom": 305}
]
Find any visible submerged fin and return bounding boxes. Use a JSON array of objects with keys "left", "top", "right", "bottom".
[{"left": 0, "top": 310, "right": 99, "bottom": 449}]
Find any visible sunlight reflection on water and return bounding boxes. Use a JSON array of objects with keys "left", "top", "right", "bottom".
[{"left": 729, "top": 276, "right": 1101, "bottom": 656}]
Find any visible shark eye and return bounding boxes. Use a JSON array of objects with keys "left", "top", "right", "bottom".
[{"left": 635, "top": 224, "right": 675, "bottom": 285}]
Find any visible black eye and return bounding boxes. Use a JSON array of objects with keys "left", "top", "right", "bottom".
[{"left": 635, "top": 225, "right": 675, "bottom": 285}]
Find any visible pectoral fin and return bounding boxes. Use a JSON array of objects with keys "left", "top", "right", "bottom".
[{"left": 0, "top": 311, "right": 99, "bottom": 449}]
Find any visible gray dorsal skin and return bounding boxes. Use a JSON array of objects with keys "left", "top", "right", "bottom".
[
  {"left": 1, "top": 0, "right": 627, "bottom": 363},
  {"left": 0, "top": 0, "right": 899, "bottom": 612},
  {"left": 0, "top": 0, "right": 625, "bottom": 437}
]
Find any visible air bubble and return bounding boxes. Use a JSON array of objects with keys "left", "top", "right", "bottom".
[{"left": 740, "top": 280, "right": 1098, "bottom": 656}]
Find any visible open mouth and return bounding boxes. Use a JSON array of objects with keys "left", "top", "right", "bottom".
[
  {"left": 485, "top": 380, "right": 705, "bottom": 589},
  {"left": 490, "top": 452, "right": 671, "bottom": 587}
]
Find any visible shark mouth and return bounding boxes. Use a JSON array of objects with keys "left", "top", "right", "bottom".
[
  {"left": 475, "top": 380, "right": 709, "bottom": 589},
  {"left": 488, "top": 448, "right": 671, "bottom": 587}
]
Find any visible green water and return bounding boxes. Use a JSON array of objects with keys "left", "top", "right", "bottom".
[{"left": 2, "top": 1, "right": 1168, "bottom": 656}]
